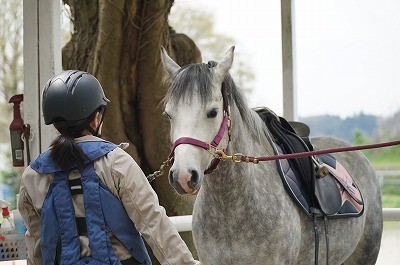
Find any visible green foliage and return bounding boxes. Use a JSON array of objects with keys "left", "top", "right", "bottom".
[
  {"left": 0, "top": 0, "right": 23, "bottom": 210},
  {"left": 0, "top": 0, "right": 23, "bottom": 141},
  {"left": 0, "top": 168, "right": 20, "bottom": 209},
  {"left": 169, "top": 5, "right": 255, "bottom": 96},
  {"left": 353, "top": 129, "right": 370, "bottom": 145}
]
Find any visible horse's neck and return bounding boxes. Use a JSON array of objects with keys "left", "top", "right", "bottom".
[
  {"left": 230, "top": 110, "right": 273, "bottom": 155},
  {"left": 202, "top": 106, "right": 276, "bottom": 199}
]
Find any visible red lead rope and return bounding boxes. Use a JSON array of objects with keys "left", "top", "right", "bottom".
[{"left": 228, "top": 140, "right": 400, "bottom": 163}]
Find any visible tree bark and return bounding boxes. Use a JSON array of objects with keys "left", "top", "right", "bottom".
[{"left": 62, "top": 0, "right": 201, "bottom": 262}]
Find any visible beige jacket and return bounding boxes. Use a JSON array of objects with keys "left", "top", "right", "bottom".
[{"left": 19, "top": 135, "right": 199, "bottom": 265}]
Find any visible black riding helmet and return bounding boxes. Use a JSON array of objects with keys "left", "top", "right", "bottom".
[{"left": 42, "top": 70, "right": 109, "bottom": 136}]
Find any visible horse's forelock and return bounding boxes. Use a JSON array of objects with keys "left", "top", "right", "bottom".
[
  {"left": 165, "top": 63, "right": 213, "bottom": 107},
  {"left": 164, "top": 61, "right": 256, "bottom": 134}
]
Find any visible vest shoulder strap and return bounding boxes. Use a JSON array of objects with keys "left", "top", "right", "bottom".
[
  {"left": 40, "top": 158, "right": 151, "bottom": 264},
  {"left": 30, "top": 141, "right": 117, "bottom": 174}
]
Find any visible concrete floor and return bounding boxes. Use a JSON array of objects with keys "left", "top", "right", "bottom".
[
  {"left": 376, "top": 228, "right": 400, "bottom": 265},
  {"left": 1, "top": 229, "right": 399, "bottom": 264}
]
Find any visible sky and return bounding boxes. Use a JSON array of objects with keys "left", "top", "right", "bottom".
[{"left": 172, "top": 0, "right": 400, "bottom": 118}]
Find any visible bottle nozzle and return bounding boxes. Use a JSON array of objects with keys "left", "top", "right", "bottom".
[{"left": 0, "top": 199, "right": 11, "bottom": 217}]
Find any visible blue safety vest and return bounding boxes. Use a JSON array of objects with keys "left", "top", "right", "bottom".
[{"left": 30, "top": 141, "right": 152, "bottom": 265}]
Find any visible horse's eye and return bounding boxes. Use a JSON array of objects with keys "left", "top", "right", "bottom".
[
  {"left": 163, "top": 111, "right": 171, "bottom": 120},
  {"left": 207, "top": 108, "right": 219, "bottom": 119}
]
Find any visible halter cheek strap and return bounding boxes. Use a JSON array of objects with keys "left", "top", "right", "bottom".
[{"left": 169, "top": 108, "right": 231, "bottom": 174}]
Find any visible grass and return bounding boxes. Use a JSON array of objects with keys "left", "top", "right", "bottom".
[
  {"left": 371, "top": 153, "right": 400, "bottom": 228},
  {"left": 371, "top": 161, "right": 400, "bottom": 170},
  {"left": 381, "top": 179, "right": 400, "bottom": 229},
  {"left": 382, "top": 195, "right": 400, "bottom": 208},
  {"left": 367, "top": 151, "right": 400, "bottom": 208},
  {"left": 366, "top": 145, "right": 400, "bottom": 170},
  {"left": 381, "top": 175, "right": 400, "bottom": 209},
  {"left": 379, "top": 166, "right": 400, "bottom": 229},
  {"left": 383, "top": 222, "right": 400, "bottom": 230}
]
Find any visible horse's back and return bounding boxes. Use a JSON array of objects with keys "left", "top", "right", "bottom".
[{"left": 310, "top": 137, "right": 382, "bottom": 264}]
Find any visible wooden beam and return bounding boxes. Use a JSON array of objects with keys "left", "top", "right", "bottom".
[
  {"left": 23, "top": 0, "right": 61, "bottom": 162},
  {"left": 281, "top": 0, "right": 298, "bottom": 121}
]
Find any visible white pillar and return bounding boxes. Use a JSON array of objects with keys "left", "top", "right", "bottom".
[
  {"left": 281, "top": 0, "right": 298, "bottom": 121},
  {"left": 23, "top": 0, "right": 61, "bottom": 161}
]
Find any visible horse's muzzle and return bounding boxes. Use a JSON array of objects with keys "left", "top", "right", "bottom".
[{"left": 168, "top": 168, "right": 200, "bottom": 195}]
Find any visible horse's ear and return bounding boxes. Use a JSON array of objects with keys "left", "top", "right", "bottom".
[
  {"left": 214, "top": 46, "right": 235, "bottom": 84},
  {"left": 160, "top": 46, "right": 181, "bottom": 78}
]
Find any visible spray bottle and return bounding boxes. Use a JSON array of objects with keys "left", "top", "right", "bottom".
[
  {"left": 0, "top": 199, "right": 15, "bottom": 235},
  {"left": 9, "top": 94, "right": 25, "bottom": 167}
]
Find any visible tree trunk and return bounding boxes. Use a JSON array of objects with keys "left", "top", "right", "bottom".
[{"left": 63, "top": 0, "right": 201, "bottom": 262}]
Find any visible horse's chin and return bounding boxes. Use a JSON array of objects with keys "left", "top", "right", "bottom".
[
  {"left": 188, "top": 188, "right": 199, "bottom": 196},
  {"left": 175, "top": 187, "right": 200, "bottom": 196}
]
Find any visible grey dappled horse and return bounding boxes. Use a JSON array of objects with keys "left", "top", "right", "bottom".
[{"left": 161, "top": 47, "right": 382, "bottom": 264}]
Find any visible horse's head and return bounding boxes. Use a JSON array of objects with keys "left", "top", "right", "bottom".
[{"left": 161, "top": 46, "right": 235, "bottom": 195}]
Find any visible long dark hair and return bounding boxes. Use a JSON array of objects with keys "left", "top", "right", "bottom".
[
  {"left": 49, "top": 107, "right": 107, "bottom": 171},
  {"left": 49, "top": 117, "right": 95, "bottom": 171},
  {"left": 50, "top": 134, "right": 87, "bottom": 171}
]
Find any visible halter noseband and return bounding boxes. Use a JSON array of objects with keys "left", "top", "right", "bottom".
[{"left": 168, "top": 104, "right": 231, "bottom": 174}]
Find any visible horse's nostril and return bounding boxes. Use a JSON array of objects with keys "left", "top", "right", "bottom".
[
  {"left": 188, "top": 169, "right": 199, "bottom": 189},
  {"left": 168, "top": 170, "right": 174, "bottom": 184}
]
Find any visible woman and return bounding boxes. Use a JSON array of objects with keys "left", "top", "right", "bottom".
[{"left": 19, "top": 70, "right": 200, "bottom": 265}]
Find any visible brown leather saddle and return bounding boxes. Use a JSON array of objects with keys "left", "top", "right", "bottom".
[{"left": 255, "top": 107, "right": 364, "bottom": 219}]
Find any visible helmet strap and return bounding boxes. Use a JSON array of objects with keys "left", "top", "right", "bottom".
[
  {"left": 86, "top": 123, "right": 99, "bottom": 137},
  {"left": 87, "top": 107, "right": 107, "bottom": 137}
]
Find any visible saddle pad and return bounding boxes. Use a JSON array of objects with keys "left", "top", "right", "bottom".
[{"left": 275, "top": 144, "right": 364, "bottom": 219}]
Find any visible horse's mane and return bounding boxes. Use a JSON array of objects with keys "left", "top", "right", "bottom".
[
  {"left": 164, "top": 61, "right": 267, "bottom": 144},
  {"left": 165, "top": 61, "right": 250, "bottom": 120}
]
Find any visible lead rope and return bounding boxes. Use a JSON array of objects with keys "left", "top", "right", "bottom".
[{"left": 213, "top": 139, "right": 400, "bottom": 164}]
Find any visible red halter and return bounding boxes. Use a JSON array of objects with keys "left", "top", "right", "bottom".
[{"left": 168, "top": 105, "right": 231, "bottom": 174}]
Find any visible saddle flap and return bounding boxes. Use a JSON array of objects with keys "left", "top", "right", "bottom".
[
  {"left": 314, "top": 173, "right": 342, "bottom": 215},
  {"left": 316, "top": 156, "right": 364, "bottom": 217},
  {"left": 325, "top": 163, "right": 363, "bottom": 205}
]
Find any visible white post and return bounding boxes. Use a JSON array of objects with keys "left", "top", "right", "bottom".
[
  {"left": 383, "top": 208, "right": 400, "bottom": 221},
  {"left": 169, "top": 215, "right": 193, "bottom": 232},
  {"left": 23, "top": 0, "right": 61, "bottom": 162},
  {"left": 281, "top": 0, "right": 298, "bottom": 121}
]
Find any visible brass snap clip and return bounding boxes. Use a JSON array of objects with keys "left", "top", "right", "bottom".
[
  {"left": 231, "top": 153, "right": 244, "bottom": 163},
  {"left": 214, "top": 149, "right": 230, "bottom": 161}
]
